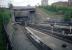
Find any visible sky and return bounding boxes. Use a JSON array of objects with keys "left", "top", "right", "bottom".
[{"left": 12, "top": 0, "right": 68, "bottom": 6}]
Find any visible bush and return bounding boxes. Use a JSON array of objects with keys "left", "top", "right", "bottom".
[{"left": 0, "top": 8, "right": 11, "bottom": 50}]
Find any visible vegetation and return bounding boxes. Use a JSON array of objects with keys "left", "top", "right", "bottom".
[
  {"left": 39, "top": 5, "right": 72, "bottom": 24},
  {"left": 0, "top": 8, "right": 11, "bottom": 50}
]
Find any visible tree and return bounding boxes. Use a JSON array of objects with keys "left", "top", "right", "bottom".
[{"left": 9, "top": 4, "right": 13, "bottom": 9}]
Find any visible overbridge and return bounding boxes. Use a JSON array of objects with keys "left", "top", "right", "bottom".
[{"left": 12, "top": 6, "right": 36, "bottom": 25}]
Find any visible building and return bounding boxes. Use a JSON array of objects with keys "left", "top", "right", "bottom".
[
  {"left": 0, "top": 0, "right": 11, "bottom": 8},
  {"left": 68, "top": 0, "right": 72, "bottom": 6},
  {"left": 52, "top": 1, "right": 68, "bottom": 7},
  {"left": 41, "top": 0, "right": 48, "bottom": 6}
]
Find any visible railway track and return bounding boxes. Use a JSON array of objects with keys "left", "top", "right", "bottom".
[{"left": 28, "top": 24, "right": 72, "bottom": 44}]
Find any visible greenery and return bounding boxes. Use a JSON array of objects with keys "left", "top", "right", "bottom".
[
  {"left": 0, "top": 8, "right": 11, "bottom": 50},
  {"left": 39, "top": 5, "right": 72, "bottom": 24}
]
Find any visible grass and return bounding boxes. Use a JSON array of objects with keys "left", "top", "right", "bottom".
[
  {"left": 38, "top": 5, "right": 72, "bottom": 25},
  {"left": 38, "top": 6, "right": 72, "bottom": 21},
  {"left": 38, "top": 7, "right": 64, "bottom": 18}
]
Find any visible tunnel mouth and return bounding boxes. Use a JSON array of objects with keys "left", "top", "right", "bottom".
[{"left": 15, "top": 16, "right": 28, "bottom": 22}]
